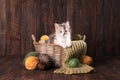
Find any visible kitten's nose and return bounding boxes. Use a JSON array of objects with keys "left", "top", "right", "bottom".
[{"left": 65, "top": 30, "right": 67, "bottom": 32}]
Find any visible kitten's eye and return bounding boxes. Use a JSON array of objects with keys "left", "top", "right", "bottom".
[{"left": 60, "top": 31, "right": 62, "bottom": 33}]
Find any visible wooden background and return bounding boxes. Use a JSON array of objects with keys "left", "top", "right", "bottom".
[{"left": 0, "top": 0, "right": 120, "bottom": 59}]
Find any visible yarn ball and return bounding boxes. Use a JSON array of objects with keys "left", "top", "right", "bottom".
[
  {"left": 23, "top": 51, "right": 39, "bottom": 65},
  {"left": 38, "top": 54, "right": 53, "bottom": 69},
  {"left": 82, "top": 56, "right": 93, "bottom": 65},
  {"left": 25, "top": 56, "right": 39, "bottom": 70},
  {"left": 37, "top": 63, "right": 46, "bottom": 70},
  {"left": 72, "top": 34, "right": 83, "bottom": 40},
  {"left": 68, "top": 58, "right": 80, "bottom": 68},
  {"left": 40, "top": 35, "right": 49, "bottom": 41}
]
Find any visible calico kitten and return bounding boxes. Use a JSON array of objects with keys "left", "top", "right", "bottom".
[{"left": 49, "top": 21, "right": 72, "bottom": 48}]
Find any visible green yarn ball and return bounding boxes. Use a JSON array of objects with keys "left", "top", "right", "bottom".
[
  {"left": 73, "top": 34, "right": 83, "bottom": 40},
  {"left": 68, "top": 58, "right": 80, "bottom": 68}
]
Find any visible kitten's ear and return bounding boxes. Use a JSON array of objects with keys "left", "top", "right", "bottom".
[
  {"left": 66, "top": 21, "right": 70, "bottom": 28},
  {"left": 54, "top": 23, "right": 59, "bottom": 30}
]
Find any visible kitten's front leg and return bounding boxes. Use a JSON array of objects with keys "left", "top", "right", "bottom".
[
  {"left": 59, "top": 42, "right": 67, "bottom": 48},
  {"left": 54, "top": 39, "right": 67, "bottom": 48},
  {"left": 66, "top": 40, "right": 72, "bottom": 48}
]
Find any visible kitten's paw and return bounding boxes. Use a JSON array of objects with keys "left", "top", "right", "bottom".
[
  {"left": 59, "top": 44, "right": 67, "bottom": 48},
  {"left": 63, "top": 45, "right": 67, "bottom": 48},
  {"left": 66, "top": 43, "right": 72, "bottom": 48}
]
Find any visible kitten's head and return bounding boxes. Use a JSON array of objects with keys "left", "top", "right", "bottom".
[{"left": 54, "top": 21, "right": 71, "bottom": 36}]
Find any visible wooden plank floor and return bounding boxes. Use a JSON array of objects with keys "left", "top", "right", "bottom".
[{"left": 0, "top": 56, "right": 120, "bottom": 80}]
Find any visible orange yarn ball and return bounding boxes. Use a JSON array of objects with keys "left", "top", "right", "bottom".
[
  {"left": 25, "top": 56, "right": 39, "bottom": 70},
  {"left": 82, "top": 56, "right": 93, "bottom": 65}
]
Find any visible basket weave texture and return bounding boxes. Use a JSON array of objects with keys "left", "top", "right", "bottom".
[
  {"left": 54, "top": 40, "right": 94, "bottom": 74},
  {"left": 32, "top": 35, "right": 64, "bottom": 67},
  {"left": 33, "top": 42, "right": 64, "bottom": 67}
]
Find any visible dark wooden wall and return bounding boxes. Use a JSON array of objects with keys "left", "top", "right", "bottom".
[{"left": 0, "top": 0, "right": 120, "bottom": 59}]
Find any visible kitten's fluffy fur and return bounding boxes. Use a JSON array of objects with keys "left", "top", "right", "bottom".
[{"left": 49, "top": 21, "right": 71, "bottom": 48}]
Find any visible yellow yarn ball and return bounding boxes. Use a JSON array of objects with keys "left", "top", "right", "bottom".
[
  {"left": 25, "top": 56, "right": 39, "bottom": 70},
  {"left": 40, "top": 35, "right": 49, "bottom": 41},
  {"left": 82, "top": 56, "right": 93, "bottom": 65}
]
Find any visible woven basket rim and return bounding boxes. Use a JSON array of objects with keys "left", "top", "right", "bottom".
[
  {"left": 33, "top": 41, "right": 63, "bottom": 48},
  {"left": 32, "top": 34, "right": 63, "bottom": 48}
]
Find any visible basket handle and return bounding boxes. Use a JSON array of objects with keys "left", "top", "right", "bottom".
[{"left": 31, "top": 34, "right": 36, "bottom": 42}]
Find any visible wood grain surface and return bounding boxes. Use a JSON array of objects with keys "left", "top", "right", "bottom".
[
  {"left": 0, "top": 56, "right": 120, "bottom": 80},
  {"left": 0, "top": 0, "right": 120, "bottom": 59}
]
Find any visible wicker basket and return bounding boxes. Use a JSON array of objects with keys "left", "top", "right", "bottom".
[
  {"left": 31, "top": 34, "right": 94, "bottom": 74},
  {"left": 32, "top": 34, "right": 64, "bottom": 67}
]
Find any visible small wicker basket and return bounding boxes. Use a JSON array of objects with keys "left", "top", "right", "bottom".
[{"left": 32, "top": 34, "right": 64, "bottom": 67}]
